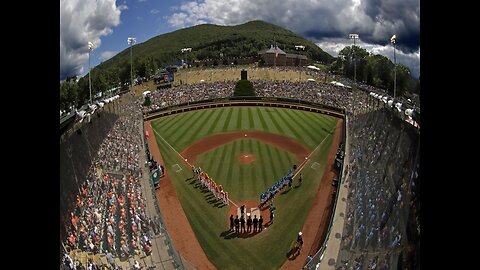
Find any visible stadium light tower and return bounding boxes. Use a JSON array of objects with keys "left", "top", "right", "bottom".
[
  {"left": 349, "top": 34, "right": 359, "bottom": 83},
  {"left": 181, "top": 47, "right": 192, "bottom": 84},
  {"left": 127, "top": 37, "right": 136, "bottom": 89},
  {"left": 88, "top": 41, "right": 94, "bottom": 105},
  {"left": 295, "top": 45, "right": 305, "bottom": 81},
  {"left": 295, "top": 45, "right": 305, "bottom": 51},
  {"left": 391, "top": 34, "right": 397, "bottom": 99},
  {"left": 349, "top": 34, "right": 359, "bottom": 116}
]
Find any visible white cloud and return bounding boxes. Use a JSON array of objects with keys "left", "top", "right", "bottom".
[
  {"left": 316, "top": 39, "right": 420, "bottom": 79},
  {"left": 99, "top": 51, "right": 118, "bottom": 61},
  {"left": 60, "top": 0, "right": 125, "bottom": 80},
  {"left": 119, "top": 4, "right": 128, "bottom": 11},
  {"left": 165, "top": 0, "right": 419, "bottom": 77},
  {"left": 138, "top": 0, "right": 147, "bottom": 2},
  {"left": 166, "top": 0, "right": 419, "bottom": 51},
  {"left": 151, "top": 9, "right": 160, "bottom": 14}
]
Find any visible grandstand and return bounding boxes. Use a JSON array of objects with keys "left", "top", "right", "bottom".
[
  {"left": 309, "top": 108, "right": 420, "bottom": 270},
  {"left": 60, "top": 69, "right": 419, "bottom": 269}
]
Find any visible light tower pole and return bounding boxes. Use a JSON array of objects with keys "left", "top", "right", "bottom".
[
  {"left": 391, "top": 34, "right": 397, "bottom": 99},
  {"left": 349, "top": 34, "right": 359, "bottom": 83},
  {"left": 295, "top": 45, "right": 305, "bottom": 82},
  {"left": 88, "top": 41, "right": 94, "bottom": 105},
  {"left": 349, "top": 34, "right": 359, "bottom": 115},
  {"left": 127, "top": 37, "right": 136, "bottom": 89},
  {"left": 181, "top": 47, "right": 192, "bottom": 84}
]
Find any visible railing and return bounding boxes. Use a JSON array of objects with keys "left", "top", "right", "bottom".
[{"left": 144, "top": 96, "right": 345, "bottom": 122}]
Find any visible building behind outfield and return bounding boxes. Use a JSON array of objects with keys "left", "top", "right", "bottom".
[{"left": 258, "top": 45, "right": 307, "bottom": 66}]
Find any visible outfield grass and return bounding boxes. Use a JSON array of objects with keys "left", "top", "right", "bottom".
[
  {"left": 195, "top": 139, "right": 297, "bottom": 201},
  {"left": 152, "top": 107, "right": 338, "bottom": 269},
  {"left": 152, "top": 107, "right": 337, "bottom": 151}
]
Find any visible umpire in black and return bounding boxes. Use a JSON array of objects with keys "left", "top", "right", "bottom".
[
  {"left": 229, "top": 214, "right": 234, "bottom": 232},
  {"left": 246, "top": 213, "right": 252, "bottom": 233},
  {"left": 234, "top": 215, "right": 240, "bottom": 234},
  {"left": 240, "top": 215, "right": 246, "bottom": 233}
]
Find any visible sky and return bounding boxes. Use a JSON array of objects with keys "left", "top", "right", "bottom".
[{"left": 60, "top": 0, "right": 420, "bottom": 81}]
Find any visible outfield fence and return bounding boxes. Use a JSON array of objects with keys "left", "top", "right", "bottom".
[{"left": 143, "top": 96, "right": 345, "bottom": 122}]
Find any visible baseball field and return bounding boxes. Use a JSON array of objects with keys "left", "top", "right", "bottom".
[{"left": 146, "top": 106, "right": 342, "bottom": 269}]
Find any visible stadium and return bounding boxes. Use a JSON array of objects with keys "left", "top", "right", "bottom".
[
  {"left": 60, "top": 62, "right": 420, "bottom": 270},
  {"left": 60, "top": 2, "right": 421, "bottom": 267}
]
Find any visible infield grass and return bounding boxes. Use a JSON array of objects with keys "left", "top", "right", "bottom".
[{"left": 152, "top": 107, "right": 338, "bottom": 269}]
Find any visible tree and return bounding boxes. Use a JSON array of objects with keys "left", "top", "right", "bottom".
[
  {"left": 134, "top": 58, "right": 146, "bottom": 78},
  {"left": 372, "top": 55, "right": 393, "bottom": 91},
  {"left": 336, "top": 46, "right": 369, "bottom": 80},
  {"left": 234, "top": 79, "right": 255, "bottom": 96},
  {"left": 118, "top": 61, "right": 131, "bottom": 86},
  {"left": 394, "top": 64, "right": 412, "bottom": 97},
  {"left": 77, "top": 77, "right": 89, "bottom": 106},
  {"left": 60, "top": 81, "right": 70, "bottom": 110},
  {"left": 92, "top": 70, "right": 108, "bottom": 97}
]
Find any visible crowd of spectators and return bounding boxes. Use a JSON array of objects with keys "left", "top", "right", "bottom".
[
  {"left": 61, "top": 73, "right": 419, "bottom": 269},
  {"left": 342, "top": 76, "right": 420, "bottom": 115},
  {"left": 142, "top": 79, "right": 379, "bottom": 116},
  {"left": 96, "top": 113, "right": 142, "bottom": 175},
  {"left": 61, "top": 95, "right": 160, "bottom": 270},
  {"left": 144, "top": 81, "right": 235, "bottom": 113},
  {"left": 335, "top": 109, "right": 419, "bottom": 269}
]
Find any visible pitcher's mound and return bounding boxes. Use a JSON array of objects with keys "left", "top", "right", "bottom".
[{"left": 238, "top": 154, "right": 256, "bottom": 164}]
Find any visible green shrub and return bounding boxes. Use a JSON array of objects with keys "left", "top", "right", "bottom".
[{"left": 234, "top": 79, "right": 255, "bottom": 96}]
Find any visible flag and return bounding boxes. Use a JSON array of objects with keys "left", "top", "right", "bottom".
[
  {"left": 275, "top": 46, "right": 278, "bottom": 58},
  {"left": 390, "top": 35, "right": 396, "bottom": 44}
]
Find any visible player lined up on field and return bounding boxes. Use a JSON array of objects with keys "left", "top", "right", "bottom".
[{"left": 192, "top": 165, "right": 229, "bottom": 206}]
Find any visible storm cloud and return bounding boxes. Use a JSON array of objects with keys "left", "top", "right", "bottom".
[{"left": 167, "top": 0, "right": 419, "bottom": 76}]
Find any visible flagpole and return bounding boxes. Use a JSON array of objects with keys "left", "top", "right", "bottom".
[
  {"left": 274, "top": 35, "right": 276, "bottom": 70},
  {"left": 273, "top": 35, "right": 276, "bottom": 81}
]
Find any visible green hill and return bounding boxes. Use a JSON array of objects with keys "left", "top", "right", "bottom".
[
  {"left": 62, "top": 21, "right": 335, "bottom": 109},
  {"left": 96, "top": 20, "right": 333, "bottom": 74}
]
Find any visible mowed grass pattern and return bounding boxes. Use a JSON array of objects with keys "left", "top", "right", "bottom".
[
  {"left": 195, "top": 139, "right": 297, "bottom": 201},
  {"left": 151, "top": 107, "right": 338, "bottom": 270},
  {"left": 152, "top": 107, "right": 337, "bottom": 152}
]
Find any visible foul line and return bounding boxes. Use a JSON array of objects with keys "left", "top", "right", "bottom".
[
  {"left": 151, "top": 128, "right": 238, "bottom": 206},
  {"left": 152, "top": 128, "right": 191, "bottom": 167},
  {"left": 293, "top": 125, "right": 337, "bottom": 178}
]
